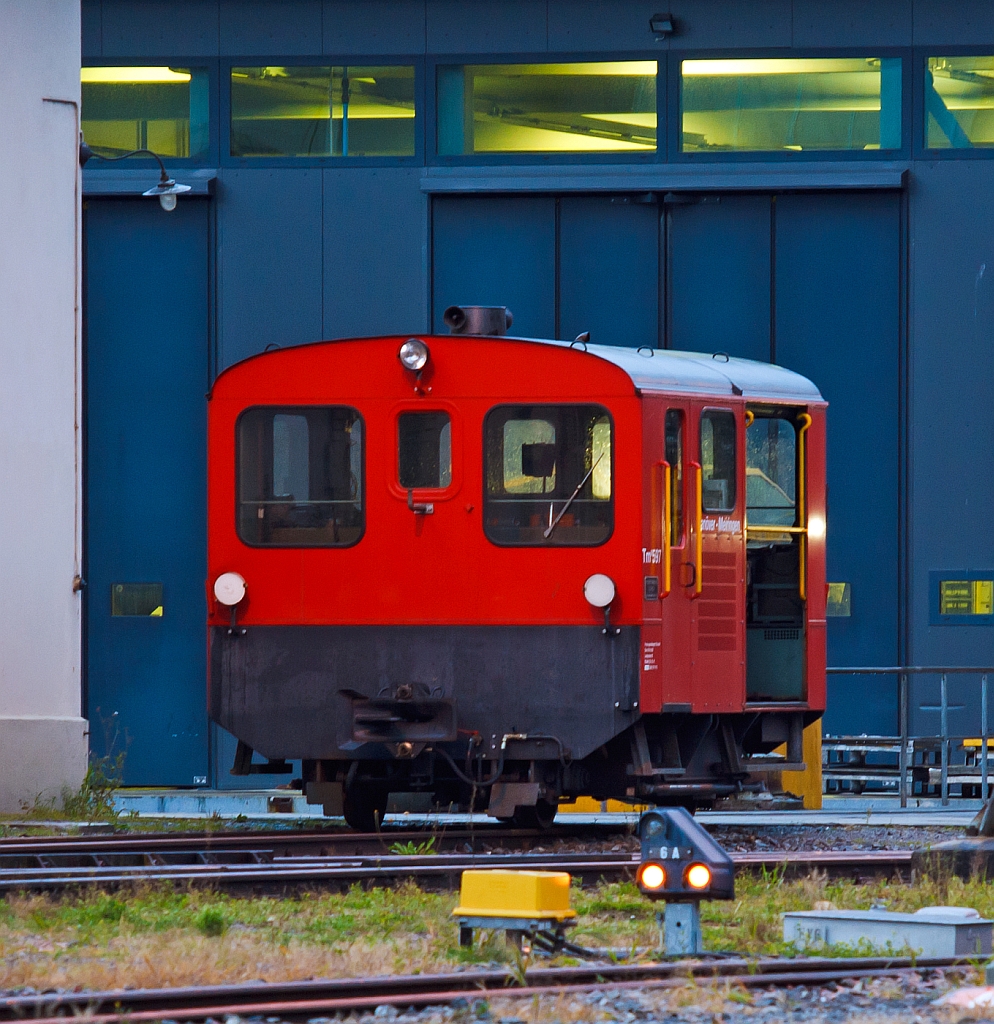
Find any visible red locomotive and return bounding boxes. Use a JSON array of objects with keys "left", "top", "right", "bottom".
[{"left": 207, "top": 306, "right": 827, "bottom": 829}]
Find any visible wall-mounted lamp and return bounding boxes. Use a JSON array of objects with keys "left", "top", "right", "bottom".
[
  {"left": 649, "top": 12, "right": 675, "bottom": 39},
  {"left": 78, "top": 137, "right": 192, "bottom": 211}
]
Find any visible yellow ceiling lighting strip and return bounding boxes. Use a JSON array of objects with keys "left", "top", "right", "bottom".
[
  {"left": 683, "top": 58, "right": 880, "bottom": 77},
  {"left": 82, "top": 67, "right": 192, "bottom": 84}
]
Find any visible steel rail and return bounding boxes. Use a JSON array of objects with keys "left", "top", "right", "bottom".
[
  {"left": 1, "top": 956, "right": 970, "bottom": 1023},
  {"left": 0, "top": 848, "right": 912, "bottom": 891}
]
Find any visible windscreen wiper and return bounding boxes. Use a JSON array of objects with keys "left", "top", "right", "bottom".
[{"left": 544, "top": 453, "right": 604, "bottom": 540}]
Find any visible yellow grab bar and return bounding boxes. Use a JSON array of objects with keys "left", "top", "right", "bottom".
[
  {"left": 797, "top": 413, "right": 812, "bottom": 601},
  {"left": 690, "top": 461, "right": 703, "bottom": 597},
  {"left": 661, "top": 461, "right": 671, "bottom": 598}
]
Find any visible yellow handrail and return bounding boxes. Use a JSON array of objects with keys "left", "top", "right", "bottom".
[
  {"left": 661, "top": 461, "right": 671, "bottom": 598},
  {"left": 797, "top": 413, "right": 812, "bottom": 601},
  {"left": 691, "top": 461, "right": 703, "bottom": 597}
]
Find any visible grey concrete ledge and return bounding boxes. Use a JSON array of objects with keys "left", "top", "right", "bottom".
[{"left": 421, "top": 162, "right": 908, "bottom": 194}]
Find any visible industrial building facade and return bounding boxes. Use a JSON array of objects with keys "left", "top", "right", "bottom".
[{"left": 79, "top": 0, "right": 994, "bottom": 785}]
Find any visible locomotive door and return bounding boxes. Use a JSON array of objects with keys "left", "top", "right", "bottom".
[
  {"left": 687, "top": 404, "right": 746, "bottom": 710},
  {"left": 655, "top": 405, "right": 693, "bottom": 708}
]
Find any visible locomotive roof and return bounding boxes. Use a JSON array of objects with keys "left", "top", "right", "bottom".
[
  {"left": 215, "top": 334, "right": 823, "bottom": 403},
  {"left": 509, "top": 336, "right": 824, "bottom": 402}
]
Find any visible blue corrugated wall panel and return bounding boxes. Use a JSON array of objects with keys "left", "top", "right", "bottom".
[
  {"left": 217, "top": 168, "right": 324, "bottom": 368},
  {"left": 323, "top": 0, "right": 427, "bottom": 55},
  {"left": 426, "top": 0, "right": 548, "bottom": 53},
  {"left": 101, "top": 0, "right": 220, "bottom": 56},
  {"left": 220, "top": 0, "right": 322, "bottom": 55},
  {"left": 323, "top": 167, "right": 428, "bottom": 338}
]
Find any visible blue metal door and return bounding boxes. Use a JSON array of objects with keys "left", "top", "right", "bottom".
[
  {"left": 558, "top": 197, "right": 658, "bottom": 348},
  {"left": 667, "top": 196, "right": 772, "bottom": 361},
  {"left": 775, "top": 193, "right": 902, "bottom": 735},
  {"left": 432, "top": 196, "right": 555, "bottom": 336},
  {"left": 85, "top": 197, "right": 210, "bottom": 785}
]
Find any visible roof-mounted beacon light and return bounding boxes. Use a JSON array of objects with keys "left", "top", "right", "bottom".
[
  {"left": 214, "top": 572, "right": 247, "bottom": 637},
  {"left": 443, "top": 305, "right": 513, "bottom": 336}
]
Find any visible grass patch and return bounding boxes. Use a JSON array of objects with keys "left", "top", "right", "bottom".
[{"left": 0, "top": 871, "right": 990, "bottom": 991}]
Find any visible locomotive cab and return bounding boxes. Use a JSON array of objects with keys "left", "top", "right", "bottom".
[{"left": 207, "top": 312, "right": 826, "bottom": 829}]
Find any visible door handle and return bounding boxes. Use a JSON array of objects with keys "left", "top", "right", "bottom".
[
  {"left": 689, "top": 461, "right": 702, "bottom": 597},
  {"left": 407, "top": 489, "right": 434, "bottom": 515}
]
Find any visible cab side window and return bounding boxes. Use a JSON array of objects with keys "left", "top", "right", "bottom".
[
  {"left": 700, "top": 409, "right": 736, "bottom": 511},
  {"left": 484, "top": 404, "right": 613, "bottom": 546}
]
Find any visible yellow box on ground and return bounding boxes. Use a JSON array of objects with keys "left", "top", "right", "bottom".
[
  {"left": 559, "top": 796, "right": 648, "bottom": 813},
  {"left": 453, "top": 870, "right": 576, "bottom": 920},
  {"left": 781, "top": 720, "right": 823, "bottom": 809}
]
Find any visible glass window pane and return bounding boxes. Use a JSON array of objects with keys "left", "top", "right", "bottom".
[
  {"left": 664, "top": 409, "right": 684, "bottom": 544},
  {"left": 81, "top": 66, "right": 209, "bottom": 159},
  {"left": 231, "top": 66, "right": 415, "bottom": 157},
  {"left": 681, "top": 57, "right": 902, "bottom": 153},
  {"left": 399, "top": 412, "right": 452, "bottom": 488},
  {"left": 700, "top": 410, "right": 736, "bottom": 511},
  {"left": 484, "top": 404, "right": 613, "bottom": 546},
  {"left": 927, "top": 57, "right": 994, "bottom": 148},
  {"left": 746, "top": 415, "right": 796, "bottom": 526},
  {"left": 438, "top": 62, "right": 657, "bottom": 154},
  {"left": 112, "top": 583, "right": 163, "bottom": 617},
  {"left": 238, "top": 406, "right": 363, "bottom": 547}
]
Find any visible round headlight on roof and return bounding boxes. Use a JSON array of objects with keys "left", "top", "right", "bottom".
[
  {"left": 214, "top": 572, "right": 246, "bottom": 607},
  {"left": 583, "top": 573, "right": 616, "bottom": 608},
  {"left": 398, "top": 338, "right": 429, "bottom": 371}
]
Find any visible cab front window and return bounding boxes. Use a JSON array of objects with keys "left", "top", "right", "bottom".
[
  {"left": 237, "top": 405, "right": 363, "bottom": 547},
  {"left": 484, "top": 404, "right": 613, "bottom": 546}
]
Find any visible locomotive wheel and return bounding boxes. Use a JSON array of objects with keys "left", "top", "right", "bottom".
[
  {"left": 343, "top": 784, "right": 389, "bottom": 832},
  {"left": 510, "top": 799, "right": 557, "bottom": 830}
]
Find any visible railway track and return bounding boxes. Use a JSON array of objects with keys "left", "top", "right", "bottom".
[
  {"left": 0, "top": 955, "right": 971, "bottom": 1022},
  {"left": 0, "top": 828, "right": 913, "bottom": 889}
]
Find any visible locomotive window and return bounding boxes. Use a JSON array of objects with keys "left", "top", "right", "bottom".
[
  {"left": 237, "top": 406, "right": 363, "bottom": 547},
  {"left": 700, "top": 410, "right": 736, "bottom": 511},
  {"left": 746, "top": 414, "right": 797, "bottom": 527},
  {"left": 398, "top": 412, "right": 452, "bottom": 489},
  {"left": 484, "top": 404, "right": 613, "bottom": 546},
  {"left": 664, "top": 409, "right": 684, "bottom": 545}
]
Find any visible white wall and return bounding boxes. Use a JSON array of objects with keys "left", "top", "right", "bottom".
[{"left": 0, "top": 0, "right": 87, "bottom": 811}]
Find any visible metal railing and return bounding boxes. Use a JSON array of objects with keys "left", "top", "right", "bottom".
[{"left": 825, "top": 666, "right": 994, "bottom": 807}]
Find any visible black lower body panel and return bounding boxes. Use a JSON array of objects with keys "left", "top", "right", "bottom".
[{"left": 209, "top": 624, "right": 640, "bottom": 762}]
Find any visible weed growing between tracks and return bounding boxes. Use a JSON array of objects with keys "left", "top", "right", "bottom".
[{"left": 0, "top": 872, "right": 993, "bottom": 991}]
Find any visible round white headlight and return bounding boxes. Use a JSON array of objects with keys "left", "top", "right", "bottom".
[
  {"left": 214, "top": 572, "right": 247, "bottom": 607},
  {"left": 398, "top": 338, "right": 429, "bottom": 371},
  {"left": 583, "top": 573, "right": 616, "bottom": 609}
]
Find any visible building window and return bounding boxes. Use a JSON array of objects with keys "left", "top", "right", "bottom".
[
  {"left": 230, "top": 66, "right": 416, "bottom": 157},
  {"left": 681, "top": 58, "right": 902, "bottom": 153},
  {"left": 483, "top": 404, "right": 613, "bottom": 546},
  {"left": 237, "top": 406, "right": 363, "bottom": 547},
  {"left": 81, "top": 66, "right": 209, "bottom": 159},
  {"left": 927, "top": 57, "right": 994, "bottom": 149},
  {"left": 437, "top": 62, "right": 657, "bottom": 154}
]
